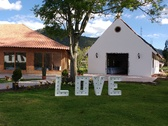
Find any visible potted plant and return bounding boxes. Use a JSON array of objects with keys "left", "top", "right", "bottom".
[
  {"left": 42, "top": 67, "right": 46, "bottom": 80},
  {"left": 77, "top": 69, "right": 84, "bottom": 75},
  {"left": 12, "top": 68, "right": 22, "bottom": 90}
]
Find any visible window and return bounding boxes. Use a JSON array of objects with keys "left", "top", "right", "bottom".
[
  {"left": 4, "top": 52, "right": 26, "bottom": 70},
  {"left": 4, "top": 52, "right": 15, "bottom": 70},
  {"left": 53, "top": 52, "right": 61, "bottom": 70},
  {"left": 44, "top": 53, "right": 52, "bottom": 70},
  {"left": 34, "top": 53, "right": 42, "bottom": 70},
  {"left": 34, "top": 52, "right": 61, "bottom": 71},
  {"left": 16, "top": 53, "right": 26, "bottom": 70},
  {"left": 115, "top": 26, "right": 121, "bottom": 32},
  {"left": 9, "top": 54, "right": 12, "bottom": 61}
]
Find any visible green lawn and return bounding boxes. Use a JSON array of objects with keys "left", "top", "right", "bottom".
[
  {"left": 0, "top": 79, "right": 168, "bottom": 126},
  {"left": 161, "top": 66, "right": 168, "bottom": 71},
  {"left": 0, "top": 78, "right": 11, "bottom": 83}
]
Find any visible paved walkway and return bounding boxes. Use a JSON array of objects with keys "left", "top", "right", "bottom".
[
  {"left": 84, "top": 74, "right": 157, "bottom": 82},
  {"left": 0, "top": 74, "right": 56, "bottom": 90},
  {"left": 0, "top": 74, "right": 157, "bottom": 90}
]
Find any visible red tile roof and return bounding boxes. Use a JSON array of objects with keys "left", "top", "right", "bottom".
[{"left": 0, "top": 24, "right": 69, "bottom": 50}]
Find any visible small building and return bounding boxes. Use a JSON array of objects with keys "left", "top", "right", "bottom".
[
  {"left": 87, "top": 18, "right": 162, "bottom": 77},
  {"left": 0, "top": 24, "right": 69, "bottom": 74}
]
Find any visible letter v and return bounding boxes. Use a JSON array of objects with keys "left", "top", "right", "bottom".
[{"left": 92, "top": 76, "right": 105, "bottom": 96}]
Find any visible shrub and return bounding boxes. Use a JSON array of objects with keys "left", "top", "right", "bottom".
[
  {"left": 12, "top": 68, "right": 22, "bottom": 83},
  {"left": 77, "top": 69, "right": 84, "bottom": 75},
  {"left": 61, "top": 69, "right": 69, "bottom": 84},
  {"left": 62, "top": 69, "right": 68, "bottom": 77}
]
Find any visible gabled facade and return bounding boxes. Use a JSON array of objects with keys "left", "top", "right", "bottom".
[
  {"left": 0, "top": 24, "right": 69, "bottom": 74},
  {"left": 87, "top": 18, "right": 161, "bottom": 77}
]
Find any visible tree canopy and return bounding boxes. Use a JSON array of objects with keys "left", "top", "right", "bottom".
[
  {"left": 33, "top": 0, "right": 165, "bottom": 36},
  {"left": 163, "top": 40, "right": 168, "bottom": 66},
  {"left": 164, "top": 40, "right": 168, "bottom": 50},
  {"left": 33, "top": 0, "right": 166, "bottom": 81}
]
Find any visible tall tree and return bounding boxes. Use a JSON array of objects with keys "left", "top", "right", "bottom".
[
  {"left": 33, "top": 0, "right": 165, "bottom": 81},
  {"left": 163, "top": 40, "right": 168, "bottom": 66}
]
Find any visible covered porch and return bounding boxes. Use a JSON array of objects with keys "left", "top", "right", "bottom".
[{"left": 0, "top": 48, "right": 69, "bottom": 74}]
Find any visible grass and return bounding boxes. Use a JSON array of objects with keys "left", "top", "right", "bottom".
[
  {"left": 161, "top": 66, "right": 168, "bottom": 74},
  {"left": 0, "top": 78, "right": 10, "bottom": 83},
  {"left": 0, "top": 79, "right": 168, "bottom": 126},
  {"left": 161, "top": 66, "right": 168, "bottom": 71}
]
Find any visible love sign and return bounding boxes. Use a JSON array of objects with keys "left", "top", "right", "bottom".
[{"left": 55, "top": 76, "right": 122, "bottom": 96}]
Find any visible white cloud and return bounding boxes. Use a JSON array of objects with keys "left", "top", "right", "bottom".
[
  {"left": 122, "top": 13, "right": 132, "bottom": 18},
  {"left": 0, "top": 14, "right": 44, "bottom": 30},
  {"left": 0, "top": 21, "right": 15, "bottom": 24},
  {"left": 138, "top": 0, "right": 157, "bottom": 3},
  {"left": 136, "top": 14, "right": 146, "bottom": 19},
  {"left": 0, "top": 0, "right": 22, "bottom": 11},
  {"left": 160, "top": 8, "right": 168, "bottom": 24},
  {"left": 9, "top": 15, "right": 44, "bottom": 30},
  {"left": 146, "top": 33, "right": 160, "bottom": 38},
  {"left": 145, "top": 33, "right": 167, "bottom": 39},
  {"left": 161, "top": 18, "right": 168, "bottom": 24},
  {"left": 162, "top": 8, "right": 168, "bottom": 14},
  {"left": 16, "top": 20, "right": 44, "bottom": 30},
  {"left": 83, "top": 14, "right": 113, "bottom": 37}
]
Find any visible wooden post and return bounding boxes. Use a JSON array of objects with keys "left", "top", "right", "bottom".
[{"left": 42, "top": 52, "right": 44, "bottom": 67}]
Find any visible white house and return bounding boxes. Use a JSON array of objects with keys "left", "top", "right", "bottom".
[{"left": 87, "top": 18, "right": 162, "bottom": 77}]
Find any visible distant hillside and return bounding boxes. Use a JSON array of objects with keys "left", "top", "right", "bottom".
[
  {"left": 157, "top": 49, "right": 163, "bottom": 56},
  {"left": 37, "top": 29, "right": 163, "bottom": 54},
  {"left": 55, "top": 36, "right": 98, "bottom": 49},
  {"left": 37, "top": 29, "right": 98, "bottom": 49}
]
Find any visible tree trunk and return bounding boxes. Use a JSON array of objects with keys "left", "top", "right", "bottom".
[
  {"left": 69, "top": 34, "right": 79, "bottom": 82},
  {"left": 70, "top": 56, "right": 77, "bottom": 82}
]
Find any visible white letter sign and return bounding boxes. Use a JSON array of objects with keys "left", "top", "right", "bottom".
[
  {"left": 54, "top": 76, "right": 122, "bottom": 97},
  {"left": 93, "top": 76, "right": 105, "bottom": 96},
  {"left": 55, "top": 76, "right": 69, "bottom": 96},
  {"left": 75, "top": 76, "right": 90, "bottom": 96},
  {"left": 108, "top": 76, "right": 122, "bottom": 96}
]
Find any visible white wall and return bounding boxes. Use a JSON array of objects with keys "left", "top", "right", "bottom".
[
  {"left": 152, "top": 59, "right": 160, "bottom": 74},
  {"left": 88, "top": 19, "right": 157, "bottom": 77}
]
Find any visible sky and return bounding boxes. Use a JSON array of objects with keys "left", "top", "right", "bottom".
[{"left": 0, "top": 0, "right": 168, "bottom": 50}]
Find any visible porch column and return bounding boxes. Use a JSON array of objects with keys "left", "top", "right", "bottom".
[
  {"left": 51, "top": 53, "right": 53, "bottom": 70},
  {"left": 42, "top": 52, "right": 44, "bottom": 67}
]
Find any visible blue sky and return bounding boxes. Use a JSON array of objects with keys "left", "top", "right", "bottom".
[{"left": 0, "top": 0, "right": 168, "bottom": 50}]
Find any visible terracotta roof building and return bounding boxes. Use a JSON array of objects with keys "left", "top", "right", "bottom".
[{"left": 0, "top": 24, "right": 69, "bottom": 75}]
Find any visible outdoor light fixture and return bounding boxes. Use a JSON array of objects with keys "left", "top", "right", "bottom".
[
  {"left": 137, "top": 53, "right": 140, "bottom": 59},
  {"left": 95, "top": 53, "right": 98, "bottom": 58}
]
